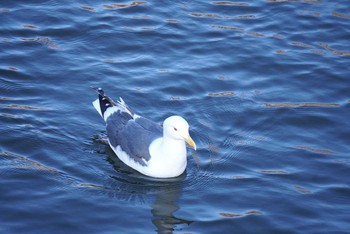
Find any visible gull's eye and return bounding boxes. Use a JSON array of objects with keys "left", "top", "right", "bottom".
[{"left": 173, "top": 127, "right": 178, "bottom": 131}]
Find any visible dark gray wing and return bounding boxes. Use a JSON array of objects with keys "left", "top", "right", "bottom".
[{"left": 106, "top": 112, "right": 162, "bottom": 166}]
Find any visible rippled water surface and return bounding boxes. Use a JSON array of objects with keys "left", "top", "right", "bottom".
[{"left": 1, "top": 0, "right": 350, "bottom": 233}]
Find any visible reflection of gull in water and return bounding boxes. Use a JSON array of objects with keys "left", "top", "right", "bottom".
[
  {"left": 90, "top": 134, "right": 195, "bottom": 233},
  {"left": 151, "top": 185, "right": 193, "bottom": 234},
  {"left": 105, "top": 148, "right": 193, "bottom": 233}
]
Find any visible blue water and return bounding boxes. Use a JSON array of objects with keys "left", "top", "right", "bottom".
[{"left": 1, "top": 0, "right": 349, "bottom": 233}]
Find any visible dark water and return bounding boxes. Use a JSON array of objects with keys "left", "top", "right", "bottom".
[{"left": 1, "top": 0, "right": 349, "bottom": 233}]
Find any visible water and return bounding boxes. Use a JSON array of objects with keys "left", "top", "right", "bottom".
[{"left": 1, "top": 0, "right": 349, "bottom": 233}]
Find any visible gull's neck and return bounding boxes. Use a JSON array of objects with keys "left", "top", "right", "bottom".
[
  {"left": 161, "top": 136, "right": 187, "bottom": 156},
  {"left": 160, "top": 136, "right": 187, "bottom": 175},
  {"left": 147, "top": 136, "right": 188, "bottom": 178}
]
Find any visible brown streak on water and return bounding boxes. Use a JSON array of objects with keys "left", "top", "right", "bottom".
[
  {"left": 0, "top": 104, "right": 49, "bottom": 111},
  {"left": 332, "top": 11, "right": 350, "bottom": 20},
  {"left": 258, "top": 170, "right": 289, "bottom": 174},
  {"left": 267, "top": 0, "right": 321, "bottom": 3},
  {"left": 102, "top": 59, "right": 125, "bottom": 63},
  {"left": 133, "top": 15, "right": 151, "bottom": 19},
  {"left": 23, "top": 24, "right": 38, "bottom": 29},
  {"left": 0, "top": 151, "right": 58, "bottom": 173},
  {"left": 219, "top": 210, "right": 262, "bottom": 218},
  {"left": 8, "top": 67, "right": 18, "bottom": 71},
  {"left": 165, "top": 19, "right": 179, "bottom": 23},
  {"left": 191, "top": 13, "right": 256, "bottom": 20},
  {"left": 141, "top": 27, "right": 154, "bottom": 31},
  {"left": 299, "top": 11, "right": 321, "bottom": 17},
  {"left": 20, "top": 37, "right": 58, "bottom": 49},
  {"left": 290, "top": 42, "right": 313, "bottom": 48},
  {"left": 247, "top": 31, "right": 265, "bottom": 37},
  {"left": 191, "top": 13, "right": 223, "bottom": 18},
  {"left": 264, "top": 103, "right": 339, "bottom": 108},
  {"left": 80, "top": 6, "right": 96, "bottom": 11},
  {"left": 318, "top": 42, "right": 350, "bottom": 57},
  {"left": 211, "top": 25, "right": 244, "bottom": 31},
  {"left": 308, "top": 49, "right": 326, "bottom": 55},
  {"left": 170, "top": 96, "right": 187, "bottom": 101},
  {"left": 293, "top": 145, "right": 336, "bottom": 155},
  {"left": 208, "top": 91, "right": 235, "bottom": 97},
  {"left": 245, "top": 210, "right": 263, "bottom": 215},
  {"left": 219, "top": 212, "right": 242, "bottom": 218},
  {"left": 103, "top": 2, "right": 146, "bottom": 10},
  {"left": 294, "top": 185, "right": 312, "bottom": 194},
  {"left": 212, "top": 1, "right": 250, "bottom": 6},
  {"left": 275, "top": 49, "right": 286, "bottom": 54}
]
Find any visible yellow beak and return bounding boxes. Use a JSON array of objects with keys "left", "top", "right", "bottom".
[{"left": 185, "top": 135, "right": 197, "bottom": 150}]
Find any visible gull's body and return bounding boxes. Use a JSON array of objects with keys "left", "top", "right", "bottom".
[{"left": 92, "top": 88, "right": 196, "bottom": 178}]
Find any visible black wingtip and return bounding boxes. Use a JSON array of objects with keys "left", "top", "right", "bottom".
[
  {"left": 97, "top": 88, "right": 104, "bottom": 96},
  {"left": 92, "top": 87, "right": 117, "bottom": 117},
  {"left": 91, "top": 86, "right": 105, "bottom": 96}
]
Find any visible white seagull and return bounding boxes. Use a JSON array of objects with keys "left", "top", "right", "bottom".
[{"left": 92, "top": 88, "right": 196, "bottom": 178}]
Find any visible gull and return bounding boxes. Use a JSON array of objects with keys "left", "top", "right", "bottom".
[{"left": 92, "top": 88, "right": 196, "bottom": 178}]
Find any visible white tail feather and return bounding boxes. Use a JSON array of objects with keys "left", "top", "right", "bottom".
[{"left": 92, "top": 99, "right": 103, "bottom": 118}]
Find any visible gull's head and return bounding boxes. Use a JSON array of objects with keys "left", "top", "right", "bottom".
[{"left": 163, "top": 115, "right": 196, "bottom": 150}]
